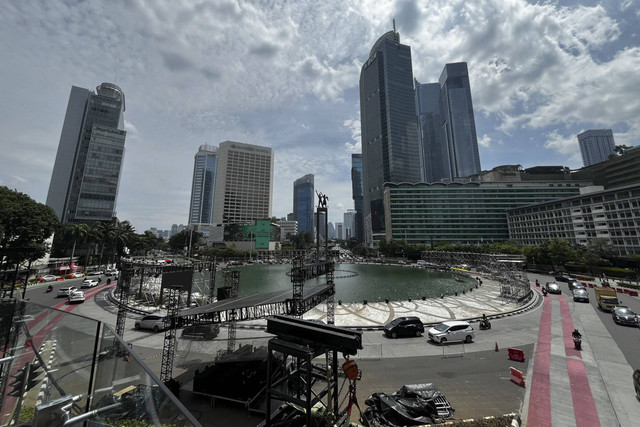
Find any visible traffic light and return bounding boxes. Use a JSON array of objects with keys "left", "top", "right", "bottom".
[{"left": 7, "top": 364, "right": 27, "bottom": 397}]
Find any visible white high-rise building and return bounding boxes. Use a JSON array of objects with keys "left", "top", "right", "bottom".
[
  {"left": 212, "top": 141, "right": 274, "bottom": 225},
  {"left": 578, "top": 129, "right": 615, "bottom": 167},
  {"left": 188, "top": 144, "right": 218, "bottom": 226}
]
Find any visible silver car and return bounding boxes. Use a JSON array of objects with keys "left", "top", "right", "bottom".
[
  {"left": 135, "top": 314, "right": 167, "bottom": 333},
  {"left": 428, "top": 321, "right": 475, "bottom": 344}
]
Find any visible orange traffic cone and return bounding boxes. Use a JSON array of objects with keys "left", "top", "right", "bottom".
[{"left": 495, "top": 342, "right": 499, "bottom": 352}]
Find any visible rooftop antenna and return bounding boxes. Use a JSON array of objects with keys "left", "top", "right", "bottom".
[{"left": 393, "top": 18, "right": 396, "bottom": 33}]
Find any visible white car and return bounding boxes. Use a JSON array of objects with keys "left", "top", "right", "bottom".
[
  {"left": 39, "top": 275, "right": 58, "bottom": 282},
  {"left": 57, "top": 286, "right": 77, "bottom": 298},
  {"left": 87, "top": 270, "right": 103, "bottom": 276},
  {"left": 81, "top": 279, "right": 99, "bottom": 288},
  {"left": 68, "top": 291, "right": 85, "bottom": 304},
  {"left": 428, "top": 321, "right": 475, "bottom": 344},
  {"left": 135, "top": 314, "right": 167, "bottom": 333}
]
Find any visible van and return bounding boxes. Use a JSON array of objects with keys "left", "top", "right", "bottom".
[
  {"left": 428, "top": 321, "right": 475, "bottom": 344},
  {"left": 135, "top": 314, "right": 167, "bottom": 332},
  {"left": 384, "top": 317, "right": 424, "bottom": 338}
]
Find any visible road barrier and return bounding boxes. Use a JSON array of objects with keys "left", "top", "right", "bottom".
[
  {"left": 510, "top": 367, "right": 525, "bottom": 387},
  {"left": 508, "top": 348, "right": 525, "bottom": 362}
]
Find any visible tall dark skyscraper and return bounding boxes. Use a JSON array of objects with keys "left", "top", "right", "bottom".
[
  {"left": 351, "top": 154, "right": 364, "bottom": 242},
  {"left": 415, "top": 82, "right": 447, "bottom": 182},
  {"left": 439, "top": 62, "right": 481, "bottom": 178},
  {"left": 293, "top": 174, "right": 314, "bottom": 234},
  {"left": 188, "top": 144, "right": 218, "bottom": 225},
  {"left": 46, "top": 83, "right": 127, "bottom": 223},
  {"left": 359, "top": 30, "right": 421, "bottom": 242}
]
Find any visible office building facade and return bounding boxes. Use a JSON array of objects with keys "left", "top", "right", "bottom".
[
  {"left": 188, "top": 144, "right": 218, "bottom": 226},
  {"left": 293, "top": 174, "right": 314, "bottom": 234},
  {"left": 359, "top": 30, "right": 421, "bottom": 244},
  {"left": 384, "top": 181, "right": 587, "bottom": 245},
  {"left": 351, "top": 154, "right": 364, "bottom": 241},
  {"left": 212, "top": 141, "right": 273, "bottom": 225},
  {"left": 415, "top": 82, "right": 448, "bottom": 182},
  {"left": 46, "top": 83, "right": 127, "bottom": 223},
  {"left": 508, "top": 184, "right": 640, "bottom": 255},
  {"left": 343, "top": 209, "right": 356, "bottom": 240},
  {"left": 578, "top": 129, "right": 616, "bottom": 167},
  {"left": 439, "top": 62, "right": 481, "bottom": 179}
]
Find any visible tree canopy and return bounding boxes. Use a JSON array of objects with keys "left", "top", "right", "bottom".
[{"left": 0, "top": 186, "right": 59, "bottom": 266}]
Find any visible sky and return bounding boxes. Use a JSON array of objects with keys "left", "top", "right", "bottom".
[{"left": 1, "top": 0, "right": 639, "bottom": 233}]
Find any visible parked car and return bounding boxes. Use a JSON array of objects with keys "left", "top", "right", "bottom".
[
  {"left": 545, "top": 282, "right": 562, "bottom": 294},
  {"left": 181, "top": 324, "right": 220, "bottom": 340},
  {"left": 135, "top": 314, "right": 167, "bottom": 333},
  {"left": 38, "top": 275, "right": 58, "bottom": 282},
  {"left": 68, "top": 291, "right": 85, "bottom": 304},
  {"left": 428, "top": 321, "right": 475, "bottom": 344},
  {"left": 57, "top": 286, "right": 77, "bottom": 298},
  {"left": 612, "top": 306, "right": 639, "bottom": 326},
  {"left": 383, "top": 317, "right": 424, "bottom": 338},
  {"left": 633, "top": 369, "right": 640, "bottom": 401},
  {"left": 81, "top": 279, "right": 99, "bottom": 288},
  {"left": 572, "top": 288, "right": 589, "bottom": 303}
]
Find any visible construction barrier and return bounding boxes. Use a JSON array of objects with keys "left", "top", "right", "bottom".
[
  {"left": 508, "top": 348, "right": 525, "bottom": 362},
  {"left": 616, "top": 288, "right": 624, "bottom": 293},
  {"left": 588, "top": 283, "right": 594, "bottom": 288},
  {"left": 582, "top": 282, "right": 588, "bottom": 287},
  {"left": 627, "top": 290, "right": 638, "bottom": 297},
  {"left": 510, "top": 367, "right": 525, "bottom": 387}
]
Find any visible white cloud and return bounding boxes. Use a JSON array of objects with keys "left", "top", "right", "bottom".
[{"left": 478, "top": 134, "right": 492, "bottom": 148}]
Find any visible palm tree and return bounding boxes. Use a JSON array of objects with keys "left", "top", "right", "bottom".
[
  {"left": 110, "top": 220, "right": 135, "bottom": 265},
  {"left": 67, "top": 223, "right": 90, "bottom": 271},
  {"left": 94, "top": 221, "right": 115, "bottom": 269}
]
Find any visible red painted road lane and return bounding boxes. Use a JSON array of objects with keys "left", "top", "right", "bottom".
[
  {"left": 527, "top": 291, "right": 553, "bottom": 427},
  {"left": 558, "top": 295, "right": 600, "bottom": 427}
]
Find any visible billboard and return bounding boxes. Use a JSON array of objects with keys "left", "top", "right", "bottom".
[
  {"left": 224, "top": 222, "right": 279, "bottom": 249},
  {"left": 161, "top": 270, "right": 194, "bottom": 292}
]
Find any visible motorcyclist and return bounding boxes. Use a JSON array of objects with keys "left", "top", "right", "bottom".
[
  {"left": 480, "top": 314, "right": 490, "bottom": 329},
  {"left": 572, "top": 329, "right": 581, "bottom": 339},
  {"left": 46, "top": 284, "right": 53, "bottom": 292},
  {"left": 535, "top": 279, "right": 540, "bottom": 287}
]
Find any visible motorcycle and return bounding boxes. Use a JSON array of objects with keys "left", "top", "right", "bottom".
[
  {"left": 572, "top": 331, "right": 582, "bottom": 350},
  {"left": 542, "top": 287, "right": 547, "bottom": 296},
  {"left": 479, "top": 319, "right": 491, "bottom": 330},
  {"left": 46, "top": 284, "right": 53, "bottom": 293}
]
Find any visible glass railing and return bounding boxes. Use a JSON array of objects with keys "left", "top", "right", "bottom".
[{"left": 0, "top": 299, "right": 200, "bottom": 426}]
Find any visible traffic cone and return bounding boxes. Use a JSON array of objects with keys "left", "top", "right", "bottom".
[{"left": 495, "top": 342, "right": 499, "bottom": 352}]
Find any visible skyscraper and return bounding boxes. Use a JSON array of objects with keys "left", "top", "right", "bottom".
[
  {"left": 415, "top": 82, "right": 448, "bottom": 182},
  {"left": 439, "top": 62, "right": 481, "bottom": 178},
  {"left": 293, "top": 174, "right": 314, "bottom": 234},
  {"left": 351, "top": 154, "right": 364, "bottom": 242},
  {"left": 578, "top": 129, "right": 615, "bottom": 166},
  {"left": 46, "top": 83, "right": 127, "bottom": 223},
  {"left": 188, "top": 144, "right": 218, "bottom": 226},
  {"left": 212, "top": 141, "right": 273, "bottom": 225},
  {"left": 343, "top": 209, "right": 356, "bottom": 240},
  {"left": 359, "top": 30, "right": 421, "bottom": 243}
]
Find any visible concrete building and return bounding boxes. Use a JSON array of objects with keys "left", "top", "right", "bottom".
[
  {"left": 276, "top": 220, "right": 298, "bottom": 241},
  {"left": 572, "top": 145, "right": 640, "bottom": 189},
  {"left": 383, "top": 178, "right": 590, "bottom": 245},
  {"left": 578, "top": 129, "right": 615, "bottom": 167},
  {"left": 343, "top": 209, "right": 356, "bottom": 240},
  {"left": 293, "top": 174, "right": 314, "bottom": 234},
  {"left": 212, "top": 141, "right": 273, "bottom": 225},
  {"left": 46, "top": 83, "right": 127, "bottom": 223},
  {"left": 336, "top": 222, "right": 344, "bottom": 240},
  {"left": 359, "top": 29, "right": 421, "bottom": 245},
  {"left": 188, "top": 144, "right": 218, "bottom": 226},
  {"left": 508, "top": 184, "right": 640, "bottom": 255}
]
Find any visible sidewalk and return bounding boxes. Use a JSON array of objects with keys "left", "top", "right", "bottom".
[{"left": 521, "top": 288, "right": 640, "bottom": 426}]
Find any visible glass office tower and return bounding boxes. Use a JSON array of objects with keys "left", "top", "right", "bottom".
[
  {"left": 46, "top": 83, "right": 127, "bottom": 223},
  {"left": 359, "top": 30, "right": 421, "bottom": 241},
  {"left": 351, "top": 154, "right": 364, "bottom": 242},
  {"left": 188, "top": 144, "right": 218, "bottom": 225},
  {"left": 415, "top": 82, "right": 448, "bottom": 182},
  {"left": 293, "top": 174, "right": 314, "bottom": 234},
  {"left": 439, "top": 62, "right": 481, "bottom": 179}
]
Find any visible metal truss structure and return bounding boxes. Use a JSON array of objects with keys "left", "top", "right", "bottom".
[
  {"left": 160, "top": 287, "right": 180, "bottom": 383},
  {"left": 222, "top": 270, "right": 240, "bottom": 352},
  {"left": 421, "top": 251, "right": 531, "bottom": 302}
]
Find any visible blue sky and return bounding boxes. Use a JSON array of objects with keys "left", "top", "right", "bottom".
[{"left": 1, "top": 0, "right": 639, "bottom": 232}]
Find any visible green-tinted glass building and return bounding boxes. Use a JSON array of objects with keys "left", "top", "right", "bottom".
[{"left": 383, "top": 181, "right": 588, "bottom": 245}]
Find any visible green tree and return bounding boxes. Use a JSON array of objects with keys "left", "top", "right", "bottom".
[
  {"left": 65, "top": 223, "right": 90, "bottom": 268},
  {"left": 0, "top": 187, "right": 58, "bottom": 267},
  {"left": 544, "top": 238, "right": 577, "bottom": 270},
  {"left": 168, "top": 229, "right": 202, "bottom": 253}
]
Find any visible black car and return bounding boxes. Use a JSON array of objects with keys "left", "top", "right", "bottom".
[
  {"left": 633, "top": 369, "right": 640, "bottom": 401},
  {"left": 555, "top": 274, "right": 575, "bottom": 283},
  {"left": 612, "top": 306, "right": 639, "bottom": 326},
  {"left": 181, "top": 324, "right": 220, "bottom": 340},
  {"left": 572, "top": 288, "right": 589, "bottom": 303},
  {"left": 545, "top": 282, "right": 562, "bottom": 294},
  {"left": 384, "top": 316, "right": 424, "bottom": 338}
]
